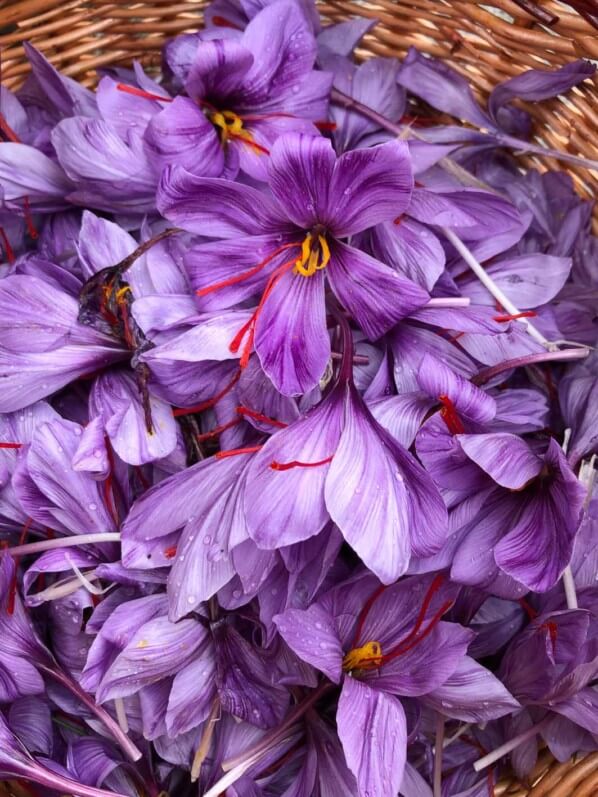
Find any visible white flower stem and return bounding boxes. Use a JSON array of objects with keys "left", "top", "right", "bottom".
[
  {"left": 562, "top": 567, "right": 579, "bottom": 610},
  {"left": 433, "top": 714, "right": 445, "bottom": 797},
  {"left": 426, "top": 297, "right": 471, "bottom": 307},
  {"left": 7, "top": 532, "right": 120, "bottom": 557},
  {"left": 441, "top": 227, "right": 551, "bottom": 347},
  {"left": 473, "top": 719, "right": 548, "bottom": 771},
  {"left": 114, "top": 698, "right": 129, "bottom": 734}
]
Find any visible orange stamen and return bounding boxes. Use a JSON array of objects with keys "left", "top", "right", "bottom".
[
  {"left": 236, "top": 406, "right": 288, "bottom": 428},
  {"left": 196, "top": 242, "right": 299, "bottom": 297},
  {"left": 172, "top": 370, "right": 241, "bottom": 417},
  {"left": 215, "top": 445, "right": 263, "bottom": 459},
  {"left": 23, "top": 197, "right": 38, "bottom": 240},
  {"left": 0, "top": 228, "right": 15, "bottom": 264},
  {"left": 116, "top": 83, "right": 172, "bottom": 103},
  {"left": 196, "top": 418, "right": 242, "bottom": 441},
  {"left": 270, "top": 456, "right": 334, "bottom": 471},
  {"left": 494, "top": 311, "right": 537, "bottom": 322},
  {"left": 438, "top": 395, "right": 465, "bottom": 435}
]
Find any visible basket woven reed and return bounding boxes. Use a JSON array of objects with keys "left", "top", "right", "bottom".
[{"left": 0, "top": 1, "right": 598, "bottom": 795}]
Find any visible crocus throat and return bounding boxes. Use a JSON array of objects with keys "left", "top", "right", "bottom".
[
  {"left": 209, "top": 109, "right": 269, "bottom": 155},
  {"left": 342, "top": 641, "right": 383, "bottom": 671},
  {"left": 294, "top": 231, "right": 330, "bottom": 277}
]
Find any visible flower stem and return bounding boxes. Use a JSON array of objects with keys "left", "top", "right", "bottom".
[
  {"left": 441, "top": 228, "right": 550, "bottom": 347},
  {"left": 43, "top": 666, "right": 142, "bottom": 762},
  {"left": 24, "top": 763, "right": 131, "bottom": 797},
  {"left": 473, "top": 348, "right": 590, "bottom": 384},
  {"left": 426, "top": 297, "right": 471, "bottom": 307},
  {"left": 222, "top": 681, "right": 333, "bottom": 772},
  {"left": 495, "top": 132, "right": 598, "bottom": 173},
  {"left": 8, "top": 532, "right": 121, "bottom": 557},
  {"left": 433, "top": 714, "right": 444, "bottom": 797},
  {"left": 473, "top": 718, "right": 549, "bottom": 771}
]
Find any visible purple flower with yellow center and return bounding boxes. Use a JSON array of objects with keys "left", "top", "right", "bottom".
[
  {"left": 275, "top": 572, "right": 518, "bottom": 797},
  {"left": 158, "top": 132, "right": 428, "bottom": 395}
]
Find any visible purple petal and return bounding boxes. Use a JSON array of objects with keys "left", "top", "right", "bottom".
[
  {"left": 186, "top": 38, "right": 253, "bottom": 101},
  {"left": 328, "top": 241, "right": 429, "bottom": 340},
  {"left": 550, "top": 687, "right": 598, "bottom": 734},
  {"left": 416, "top": 353, "right": 496, "bottom": 424},
  {"left": 9, "top": 697, "right": 52, "bottom": 755},
  {"left": 157, "top": 166, "right": 282, "bottom": 236},
  {"left": 368, "top": 393, "right": 435, "bottom": 449},
  {"left": 0, "top": 143, "right": 72, "bottom": 211},
  {"left": 337, "top": 678, "right": 407, "bottom": 797},
  {"left": 318, "top": 17, "right": 376, "bottom": 56},
  {"left": 370, "top": 218, "right": 445, "bottom": 291},
  {"left": 166, "top": 644, "right": 217, "bottom": 736},
  {"left": 458, "top": 433, "right": 543, "bottom": 490},
  {"left": 274, "top": 604, "right": 343, "bottom": 683},
  {"left": 255, "top": 267, "right": 330, "bottom": 395},
  {"left": 244, "top": 389, "right": 342, "bottom": 547}
]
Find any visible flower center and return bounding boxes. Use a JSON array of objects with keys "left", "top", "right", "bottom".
[
  {"left": 209, "top": 109, "right": 269, "bottom": 154},
  {"left": 342, "top": 641, "right": 383, "bottom": 672},
  {"left": 294, "top": 231, "right": 330, "bottom": 277}
]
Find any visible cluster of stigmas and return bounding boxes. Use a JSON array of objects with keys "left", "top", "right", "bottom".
[{"left": 0, "top": 3, "right": 597, "bottom": 796}]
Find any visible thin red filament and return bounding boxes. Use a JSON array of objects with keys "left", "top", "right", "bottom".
[
  {"left": 196, "top": 418, "right": 242, "bottom": 441},
  {"left": 380, "top": 599, "right": 454, "bottom": 664},
  {"left": 0, "top": 442, "right": 22, "bottom": 449},
  {"left": 196, "top": 242, "right": 298, "bottom": 297},
  {"left": 172, "top": 370, "right": 241, "bottom": 417},
  {"left": 7, "top": 517, "right": 33, "bottom": 615},
  {"left": 540, "top": 620, "right": 558, "bottom": 654},
  {"left": 229, "top": 257, "right": 297, "bottom": 367},
  {"left": 0, "top": 113, "right": 20, "bottom": 142},
  {"left": 211, "top": 14, "right": 241, "bottom": 28},
  {"left": 314, "top": 120, "right": 337, "bottom": 131},
  {"left": 518, "top": 597, "right": 538, "bottom": 620},
  {"left": 228, "top": 132, "right": 270, "bottom": 154},
  {"left": 215, "top": 445, "right": 263, "bottom": 460},
  {"left": 23, "top": 197, "right": 38, "bottom": 240},
  {"left": 351, "top": 584, "right": 388, "bottom": 647},
  {"left": 236, "top": 406, "right": 287, "bottom": 428},
  {"left": 133, "top": 465, "right": 150, "bottom": 491},
  {"left": 116, "top": 83, "right": 172, "bottom": 103},
  {"left": 0, "top": 228, "right": 15, "bottom": 264},
  {"left": 438, "top": 395, "right": 465, "bottom": 435},
  {"left": 164, "top": 545, "right": 177, "bottom": 559},
  {"left": 270, "top": 456, "right": 333, "bottom": 471},
  {"left": 494, "top": 311, "right": 537, "bottom": 322}
]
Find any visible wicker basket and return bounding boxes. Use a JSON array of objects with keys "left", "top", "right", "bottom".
[{"left": 1, "top": 1, "right": 598, "bottom": 795}]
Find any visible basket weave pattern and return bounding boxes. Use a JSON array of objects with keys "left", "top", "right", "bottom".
[{"left": 1, "top": 1, "right": 598, "bottom": 795}]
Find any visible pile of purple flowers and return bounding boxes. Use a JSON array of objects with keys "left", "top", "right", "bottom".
[{"left": 0, "top": 2, "right": 597, "bottom": 795}]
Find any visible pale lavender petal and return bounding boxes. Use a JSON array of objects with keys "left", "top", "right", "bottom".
[
  {"left": 458, "top": 433, "right": 543, "bottom": 490},
  {"left": 274, "top": 604, "right": 343, "bottom": 683}
]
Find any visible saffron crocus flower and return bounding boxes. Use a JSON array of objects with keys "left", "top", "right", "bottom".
[
  {"left": 275, "top": 572, "right": 518, "bottom": 797},
  {"left": 159, "top": 133, "right": 427, "bottom": 395}
]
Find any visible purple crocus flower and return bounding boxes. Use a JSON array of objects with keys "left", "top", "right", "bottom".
[
  {"left": 158, "top": 132, "right": 427, "bottom": 395},
  {"left": 275, "top": 572, "right": 518, "bottom": 796}
]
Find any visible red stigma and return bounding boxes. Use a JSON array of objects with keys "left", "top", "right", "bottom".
[
  {"left": 236, "top": 406, "right": 287, "bottom": 428},
  {"left": 0, "top": 442, "right": 22, "bottom": 449},
  {"left": 7, "top": 517, "right": 33, "bottom": 615},
  {"left": 196, "top": 418, "right": 242, "bottom": 441},
  {"left": 314, "top": 120, "right": 337, "bottom": 132},
  {"left": 215, "top": 445, "right": 263, "bottom": 459},
  {"left": 211, "top": 14, "right": 241, "bottom": 28},
  {"left": 115, "top": 83, "right": 173, "bottom": 103},
  {"left": 493, "top": 311, "right": 537, "bottom": 322},
  {"left": 229, "top": 257, "right": 298, "bottom": 367},
  {"left": 164, "top": 545, "right": 177, "bottom": 559},
  {"left": 270, "top": 456, "right": 333, "bottom": 471},
  {"left": 0, "top": 228, "right": 15, "bottom": 264},
  {"left": 23, "top": 197, "right": 38, "bottom": 240},
  {"left": 393, "top": 215, "right": 403, "bottom": 225},
  {"left": 518, "top": 597, "right": 538, "bottom": 620},
  {"left": 173, "top": 370, "right": 241, "bottom": 417},
  {"left": 351, "top": 584, "right": 388, "bottom": 647},
  {"left": 133, "top": 465, "right": 150, "bottom": 491},
  {"left": 438, "top": 395, "right": 465, "bottom": 435},
  {"left": 227, "top": 133, "right": 270, "bottom": 154},
  {"left": 541, "top": 620, "right": 558, "bottom": 654},
  {"left": 0, "top": 113, "right": 20, "bottom": 143},
  {"left": 196, "top": 242, "right": 299, "bottom": 298}
]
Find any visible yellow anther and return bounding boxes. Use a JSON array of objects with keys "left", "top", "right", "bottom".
[
  {"left": 115, "top": 285, "right": 131, "bottom": 302},
  {"left": 342, "top": 640, "right": 383, "bottom": 672},
  {"left": 294, "top": 232, "right": 330, "bottom": 277}
]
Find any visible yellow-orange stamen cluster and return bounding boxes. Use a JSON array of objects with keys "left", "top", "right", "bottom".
[
  {"left": 294, "top": 232, "right": 330, "bottom": 277},
  {"left": 210, "top": 110, "right": 268, "bottom": 154},
  {"left": 342, "top": 641, "right": 383, "bottom": 672}
]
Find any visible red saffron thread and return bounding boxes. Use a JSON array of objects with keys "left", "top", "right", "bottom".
[
  {"left": 211, "top": 14, "right": 241, "bottom": 28},
  {"left": 0, "top": 112, "right": 20, "bottom": 142},
  {"left": 0, "top": 228, "right": 15, "bottom": 264},
  {"left": 0, "top": 442, "right": 22, "bottom": 449},
  {"left": 352, "top": 584, "right": 388, "bottom": 647},
  {"left": 215, "top": 445, "right": 263, "bottom": 459},
  {"left": 228, "top": 132, "right": 270, "bottom": 154},
  {"left": 518, "top": 597, "right": 538, "bottom": 620},
  {"left": 115, "top": 83, "right": 172, "bottom": 102},
  {"left": 314, "top": 120, "right": 337, "bottom": 131},
  {"left": 270, "top": 456, "right": 334, "bottom": 471},
  {"left": 196, "top": 418, "right": 242, "bottom": 441},
  {"left": 236, "top": 406, "right": 287, "bottom": 428},
  {"left": 133, "top": 465, "right": 150, "bottom": 491},
  {"left": 172, "top": 370, "right": 241, "bottom": 417},
  {"left": 381, "top": 599, "right": 454, "bottom": 663},
  {"left": 493, "top": 311, "right": 537, "bottom": 322},
  {"left": 164, "top": 546, "right": 177, "bottom": 559},
  {"left": 438, "top": 395, "right": 465, "bottom": 435},
  {"left": 23, "top": 197, "right": 38, "bottom": 240},
  {"left": 196, "top": 242, "right": 299, "bottom": 297}
]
